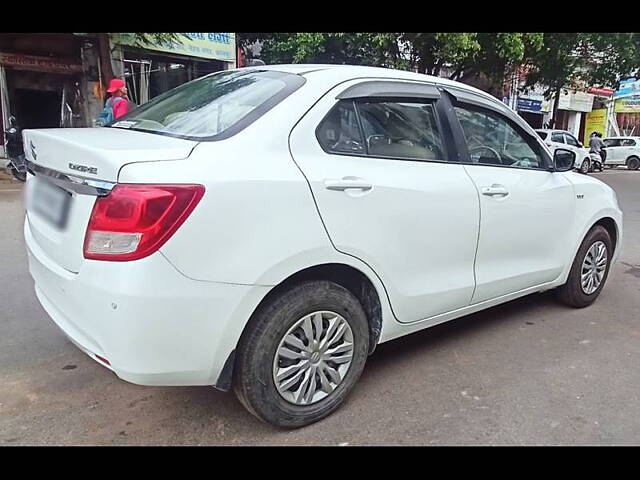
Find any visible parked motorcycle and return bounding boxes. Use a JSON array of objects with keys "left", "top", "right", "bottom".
[{"left": 3, "top": 116, "right": 27, "bottom": 182}]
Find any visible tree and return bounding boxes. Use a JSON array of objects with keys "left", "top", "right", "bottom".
[
  {"left": 524, "top": 33, "right": 640, "bottom": 127},
  {"left": 523, "top": 33, "right": 587, "bottom": 127},
  {"left": 448, "top": 33, "right": 544, "bottom": 96},
  {"left": 96, "top": 33, "right": 190, "bottom": 90},
  {"left": 238, "top": 33, "right": 400, "bottom": 67},
  {"left": 399, "top": 33, "right": 480, "bottom": 76},
  {"left": 240, "top": 33, "right": 545, "bottom": 98},
  {"left": 580, "top": 33, "right": 640, "bottom": 87}
]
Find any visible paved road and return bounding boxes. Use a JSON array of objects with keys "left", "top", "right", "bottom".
[{"left": 1, "top": 170, "right": 639, "bottom": 445}]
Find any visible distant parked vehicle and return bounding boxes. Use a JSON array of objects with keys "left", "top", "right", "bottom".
[
  {"left": 535, "top": 129, "right": 592, "bottom": 174},
  {"left": 603, "top": 137, "right": 640, "bottom": 170}
]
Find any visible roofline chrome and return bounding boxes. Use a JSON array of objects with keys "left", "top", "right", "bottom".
[{"left": 26, "top": 160, "right": 115, "bottom": 196}]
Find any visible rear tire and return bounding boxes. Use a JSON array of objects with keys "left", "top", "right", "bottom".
[
  {"left": 580, "top": 159, "right": 590, "bottom": 174},
  {"left": 556, "top": 225, "right": 612, "bottom": 308},
  {"left": 233, "top": 280, "right": 369, "bottom": 428},
  {"left": 626, "top": 156, "right": 640, "bottom": 170}
]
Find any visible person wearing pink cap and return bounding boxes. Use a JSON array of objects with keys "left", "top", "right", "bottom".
[
  {"left": 95, "top": 78, "right": 131, "bottom": 126},
  {"left": 106, "top": 78, "right": 130, "bottom": 119}
]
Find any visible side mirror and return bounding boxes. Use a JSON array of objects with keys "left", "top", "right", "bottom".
[
  {"left": 8, "top": 116, "right": 16, "bottom": 127},
  {"left": 578, "top": 142, "right": 584, "bottom": 148},
  {"left": 554, "top": 148, "right": 575, "bottom": 172}
]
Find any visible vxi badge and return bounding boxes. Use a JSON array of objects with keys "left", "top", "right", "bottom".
[{"left": 68, "top": 163, "right": 98, "bottom": 175}]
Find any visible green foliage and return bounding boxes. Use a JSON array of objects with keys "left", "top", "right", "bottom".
[
  {"left": 127, "top": 33, "right": 192, "bottom": 47},
  {"left": 238, "top": 32, "right": 400, "bottom": 67},
  {"left": 238, "top": 32, "right": 640, "bottom": 96},
  {"left": 524, "top": 33, "right": 640, "bottom": 97}
]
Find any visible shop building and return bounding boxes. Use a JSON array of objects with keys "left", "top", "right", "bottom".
[
  {"left": 110, "top": 33, "right": 236, "bottom": 106},
  {"left": 613, "top": 78, "right": 640, "bottom": 136},
  {"left": 0, "top": 33, "right": 90, "bottom": 156},
  {"left": 515, "top": 89, "right": 547, "bottom": 129},
  {"left": 1, "top": 33, "right": 236, "bottom": 156}
]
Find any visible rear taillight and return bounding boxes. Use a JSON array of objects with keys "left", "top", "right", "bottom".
[{"left": 83, "top": 184, "right": 205, "bottom": 261}]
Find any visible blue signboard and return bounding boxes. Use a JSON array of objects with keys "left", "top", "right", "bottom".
[
  {"left": 614, "top": 78, "right": 640, "bottom": 99},
  {"left": 517, "top": 97, "right": 542, "bottom": 112}
]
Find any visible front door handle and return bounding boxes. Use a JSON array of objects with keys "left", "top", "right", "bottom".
[
  {"left": 481, "top": 184, "right": 509, "bottom": 197},
  {"left": 324, "top": 178, "right": 373, "bottom": 191}
]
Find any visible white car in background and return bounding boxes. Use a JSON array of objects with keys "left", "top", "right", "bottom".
[
  {"left": 23, "top": 65, "right": 623, "bottom": 428},
  {"left": 603, "top": 137, "right": 640, "bottom": 170},
  {"left": 535, "top": 129, "right": 592, "bottom": 173}
]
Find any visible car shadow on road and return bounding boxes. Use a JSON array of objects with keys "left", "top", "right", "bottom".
[
  {"left": 366, "top": 290, "right": 562, "bottom": 370},
  {"left": 166, "top": 290, "right": 564, "bottom": 437}
]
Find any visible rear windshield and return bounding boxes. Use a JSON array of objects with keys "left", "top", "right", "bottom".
[
  {"left": 535, "top": 131, "right": 548, "bottom": 140},
  {"left": 109, "top": 70, "right": 305, "bottom": 141}
]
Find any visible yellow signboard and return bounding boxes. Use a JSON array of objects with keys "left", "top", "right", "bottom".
[
  {"left": 116, "top": 33, "right": 236, "bottom": 64},
  {"left": 583, "top": 109, "right": 608, "bottom": 145},
  {"left": 614, "top": 95, "right": 640, "bottom": 113}
]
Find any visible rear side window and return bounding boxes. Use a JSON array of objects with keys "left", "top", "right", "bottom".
[
  {"left": 604, "top": 139, "right": 622, "bottom": 147},
  {"left": 316, "top": 99, "right": 445, "bottom": 161},
  {"left": 623, "top": 139, "right": 637, "bottom": 146},
  {"left": 551, "top": 132, "right": 565, "bottom": 143},
  {"left": 316, "top": 100, "right": 365, "bottom": 154},
  {"left": 536, "top": 131, "right": 548, "bottom": 140},
  {"left": 356, "top": 101, "right": 444, "bottom": 160}
]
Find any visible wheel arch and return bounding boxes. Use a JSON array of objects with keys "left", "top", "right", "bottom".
[
  {"left": 593, "top": 216, "right": 618, "bottom": 255},
  {"left": 215, "top": 263, "right": 385, "bottom": 391},
  {"left": 250, "top": 263, "right": 383, "bottom": 355}
]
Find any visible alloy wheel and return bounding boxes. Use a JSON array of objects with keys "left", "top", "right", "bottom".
[
  {"left": 273, "top": 311, "right": 354, "bottom": 406},
  {"left": 581, "top": 241, "right": 608, "bottom": 295}
]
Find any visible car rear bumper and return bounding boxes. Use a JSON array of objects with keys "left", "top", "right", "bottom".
[{"left": 25, "top": 216, "right": 271, "bottom": 387}]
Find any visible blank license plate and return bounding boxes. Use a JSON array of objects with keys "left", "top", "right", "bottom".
[{"left": 32, "top": 178, "right": 72, "bottom": 230}]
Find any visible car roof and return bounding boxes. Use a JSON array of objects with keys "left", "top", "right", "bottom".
[
  {"left": 535, "top": 129, "right": 574, "bottom": 135},
  {"left": 238, "top": 63, "right": 506, "bottom": 109}
]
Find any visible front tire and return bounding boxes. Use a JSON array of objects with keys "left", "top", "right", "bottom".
[
  {"left": 233, "top": 280, "right": 370, "bottom": 428},
  {"left": 556, "top": 225, "right": 612, "bottom": 308},
  {"left": 626, "top": 156, "right": 640, "bottom": 170}
]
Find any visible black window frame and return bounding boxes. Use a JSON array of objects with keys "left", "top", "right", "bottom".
[
  {"left": 444, "top": 95, "right": 553, "bottom": 172},
  {"left": 315, "top": 95, "right": 456, "bottom": 165}
]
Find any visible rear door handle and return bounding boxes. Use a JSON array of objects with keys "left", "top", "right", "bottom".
[
  {"left": 481, "top": 184, "right": 509, "bottom": 197},
  {"left": 324, "top": 178, "right": 373, "bottom": 191}
]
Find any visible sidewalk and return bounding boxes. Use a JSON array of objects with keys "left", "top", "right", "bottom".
[{"left": 0, "top": 159, "right": 24, "bottom": 187}]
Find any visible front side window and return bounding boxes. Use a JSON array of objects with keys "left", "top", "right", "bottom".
[
  {"left": 109, "top": 70, "right": 304, "bottom": 140},
  {"left": 355, "top": 101, "right": 445, "bottom": 160},
  {"left": 454, "top": 106, "right": 546, "bottom": 169}
]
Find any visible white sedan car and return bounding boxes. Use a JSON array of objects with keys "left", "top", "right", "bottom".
[
  {"left": 603, "top": 137, "right": 640, "bottom": 170},
  {"left": 23, "top": 65, "right": 622, "bottom": 428},
  {"left": 535, "top": 129, "right": 593, "bottom": 173}
]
